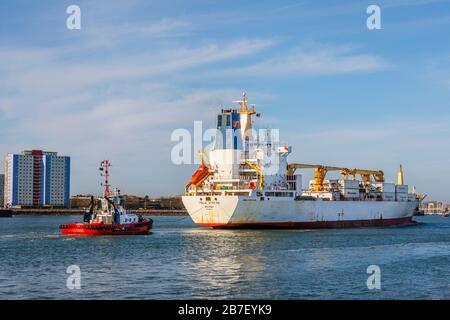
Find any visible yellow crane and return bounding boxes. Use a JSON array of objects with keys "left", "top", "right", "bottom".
[
  {"left": 340, "top": 168, "right": 384, "bottom": 183},
  {"left": 286, "top": 164, "right": 343, "bottom": 192},
  {"left": 244, "top": 160, "right": 264, "bottom": 190},
  {"left": 286, "top": 163, "right": 385, "bottom": 192}
]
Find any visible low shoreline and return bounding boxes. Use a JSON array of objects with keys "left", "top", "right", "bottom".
[{"left": 9, "top": 208, "right": 188, "bottom": 216}]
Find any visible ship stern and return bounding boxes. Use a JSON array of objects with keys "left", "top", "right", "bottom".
[{"left": 182, "top": 195, "right": 240, "bottom": 227}]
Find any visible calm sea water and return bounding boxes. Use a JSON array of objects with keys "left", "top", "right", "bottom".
[{"left": 0, "top": 215, "right": 448, "bottom": 299}]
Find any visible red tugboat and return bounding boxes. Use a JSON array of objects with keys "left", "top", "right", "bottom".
[{"left": 60, "top": 160, "right": 153, "bottom": 236}]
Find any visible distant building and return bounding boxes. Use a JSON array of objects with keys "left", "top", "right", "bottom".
[
  {"left": 0, "top": 174, "right": 4, "bottom": 207},
  {"left": 4, "top": 150, "right": 70, "bottom": 207},
  {"left": 420, "top": 201, "right": 449, "bottom": 215}
]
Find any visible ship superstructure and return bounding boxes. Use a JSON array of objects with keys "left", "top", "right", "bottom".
[{"left": 182, "top": 93, "right": 423, "bottom": 228}]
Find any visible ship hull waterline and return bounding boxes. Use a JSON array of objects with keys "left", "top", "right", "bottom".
[
  {"left": 182, "top": 195, "right": 419, "bottom": 229},
  {"left": 60, "top": 220, "right": 153, "bottom": 236}
]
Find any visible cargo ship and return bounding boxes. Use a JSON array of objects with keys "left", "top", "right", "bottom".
[
  {"left": 60, "top": 160, "right": 152, "bottom": 235},
  {"left": 182, "top": 93, "right": 424, "bottom": 229}
]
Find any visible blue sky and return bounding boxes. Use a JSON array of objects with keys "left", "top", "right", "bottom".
[{"left": 0, "top": 0, "right": 450, "bottom": 201}]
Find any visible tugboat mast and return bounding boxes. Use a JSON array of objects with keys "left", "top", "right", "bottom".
[{"left": 99, "top": 160, "right": 111, "bottom": 197}]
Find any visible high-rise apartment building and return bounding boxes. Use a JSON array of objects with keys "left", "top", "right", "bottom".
[{"left": 4, "top": 150, "right": 70, "bottom": 207}]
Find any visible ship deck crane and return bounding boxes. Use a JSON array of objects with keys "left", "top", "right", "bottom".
[
  {"left": 243, "top": 160, "right": 264, "bottom": 190},
  {"left": 287, "top": 164, "right": 343, "bottom": 192},
  {"left": 340, "top": 168, "right": 384, "bottom": 183},
  {"left": 287, "top": 163, "right": 384, "bottom": 192}
]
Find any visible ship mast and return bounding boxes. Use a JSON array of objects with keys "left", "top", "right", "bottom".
[
  {"left": 99, "top": 160, "right": 111, "bottom": 197},
  {"left": 235, "top": 92, "right": 256, "bottom": 143}
]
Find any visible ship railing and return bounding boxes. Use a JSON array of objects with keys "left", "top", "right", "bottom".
[
  {"left": 242, "top": 140, "right": 290, "bottom": 149},
  {"left": 189, "top": 178, "right": 255, "bottom": 196}
]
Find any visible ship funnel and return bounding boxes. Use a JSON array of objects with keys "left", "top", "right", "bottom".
[{"left": 397, "top": 164, "right": 404, "bottom": 185}]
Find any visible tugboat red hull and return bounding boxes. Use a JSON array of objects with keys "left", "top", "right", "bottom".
[{"left": 60, "top": 219, "right": 153, "bottom": 236}]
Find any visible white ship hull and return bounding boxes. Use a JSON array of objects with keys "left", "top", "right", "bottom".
[{"left": 182, "top": 196, "right": 419, "bottom": 228}]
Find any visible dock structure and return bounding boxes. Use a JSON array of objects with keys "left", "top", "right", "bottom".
[{"left": 420, "top": 201, "right": 450, "bottom": 215}]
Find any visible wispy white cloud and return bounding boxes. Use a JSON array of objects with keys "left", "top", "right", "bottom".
[
  {"left": 0, "top": 38, "right": 274, "bottom": 98},
  {"left": 79, "top": 18, "right": 194, "bottom": 49},
  {"left": 197, "top": 45, "right": 389, "bottom": 79},
  {"left": 379, "top": 0, "right": 446, "bottom": 8}
]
